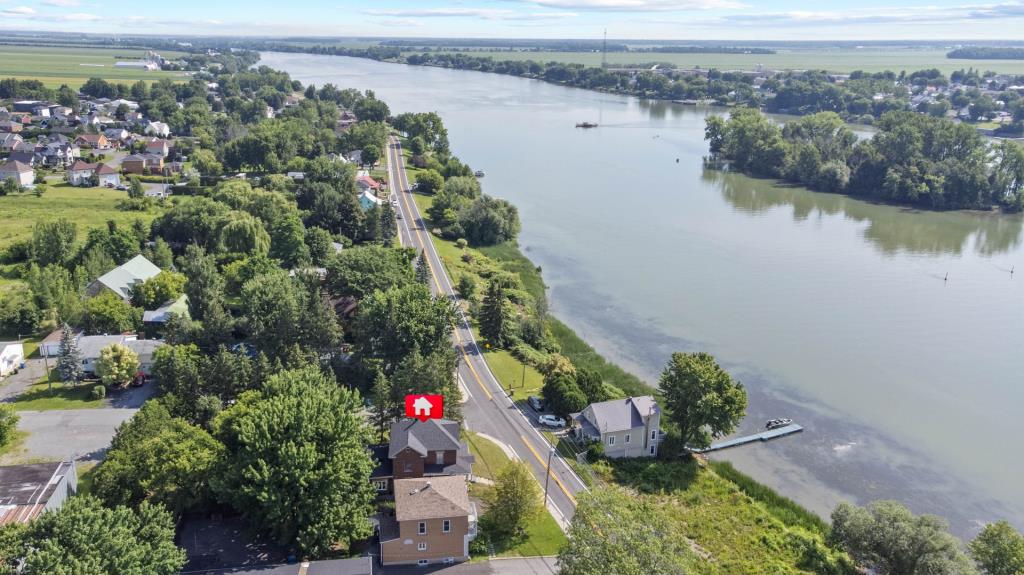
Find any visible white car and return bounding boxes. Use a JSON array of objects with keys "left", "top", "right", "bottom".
[{"left": 538, "top": 414, "right": 566, "bottom": 428}]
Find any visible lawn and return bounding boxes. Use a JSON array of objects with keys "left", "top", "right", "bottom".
[
  {"left": 464, "top": 430, "right": 510, "bottom": 481},
  {"left": 399, "top": 47, "right": 1024, "bottom": 75},
  {"left": 76, "top": 461, "right": 100, "bottom": 496},
  {"left": 0, "top": 431, "right": 29, "bottom": 461},
  {"left": 469, "top": 480, "right": 567, "bottom": 558},
  {"left": 477, "top": 343, "right": 543, "bottom": 402},
  {"left": 10, "top": 379, "right": 104, "bottom": 411},
  {"left": 0, "top": 45, "right": 190, "bottom": 88},
  {"left": 0, "top": 184, "right": 161, "bottom": 251}
]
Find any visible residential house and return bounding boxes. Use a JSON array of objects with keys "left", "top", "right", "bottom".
[
  {"left": 103, "top": 128, "right": 129, "bottom": 145},
  {"left": 121, "top": 153, "right": 164, "bottom": 175},
  {"left": 570, "top": 396, "right": 662, "bottom": 458},
  {"left": 39, "top": 142, "right": 78, "bottom": 168},
  {"left": 369, "top": 418, "right": 474, "bottom": 495},
  {"left": 144, "top": 138, "right": 170, "bottom": 158},
  {"left": 142, "top": 294, "right": 189, "bottom": 336},
  {"left": 346, "top": 149, "right": 363, "bottom": 165},
  {"left": 75, "top": 133, "right": 110, "bottom": 150},
  {"left": 67, "top": 159, "right": 97, "bottom": 186},
  {"left": 0, "top": 120, "right": 23, "bottom": 134},
  {"left": 144, "top": 121, "right": 170, "bottom": 137},
  {"left": 39, "top": 327, "right": 81, "bottom": 358},
  {"left": 379, "top": 476, "right": 476, "bottom": 567},
  {"left": 77, "top": 334, "right": 164, "bottom": 376},
  {"left": 0, "top": 133, "right": 22, "bottom": 152},
  {"left": 95, "top": 163, "right": 120, "bottom": 187},
  {"left": 12, "top": 101, "right": 42, "bottom": 113},
  {"left": 359, "top": 189, "right": 383, "bottom": 211},
  {"left": 85, "top": 254, "right": 161, "bottom": 300},
  {"left": 0, "top": 160, "right": 34, "bottom": 187},
  {"left": 0, "top": 462, "right": 77, "bottom": 525},
  {"left": 356, "top": 174, "right": 382, "bottom": 193},
  {"left": 0, "top": 342, "right": 24, "bottom": 378}
]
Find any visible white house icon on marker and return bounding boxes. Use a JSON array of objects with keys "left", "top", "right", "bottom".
[{"left": 412, "top": 396, "right": 433, "bottom": 417}]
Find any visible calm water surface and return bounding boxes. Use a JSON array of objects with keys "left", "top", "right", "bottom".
[{"left": 263, "top": 52, "right": 1024, "bottom": 536}]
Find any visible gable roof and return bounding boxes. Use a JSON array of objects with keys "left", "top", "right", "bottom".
[
  {"left": 0, "top": 461, "right": 76, "bottom": 525},
  {"left": 93, "top": 254, "right": 161, "bottom": 299},
  {"left": 355, "top": 175, "right": 380, "bottom": 189},
  {"left": 95, "top": 163, "right": 118, "bottom": 175},
  {"left": 0, "top": 160, "right": 32, "bottom": 174},
  {"left": 388, "top": 418, "right": 461, "bottom": 458},
  {"left": 69, "top": 159, "right": 97, "bottom": 172},
  {"left": 580, "top": 396, "right": 660, "bottom": 434},
  {"left": 393, "top": 476, "right": 471, "bottom": 522}
]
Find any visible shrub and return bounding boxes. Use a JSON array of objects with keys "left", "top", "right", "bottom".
[
  {"left": 91, "top": 385, "right": 107, "bottom": 400},
  {"left": 456, "top": 238, "right": 468, "bottom": 249},
  {"left": 0, "top": 405, "right": 20, "bottom": 445}
]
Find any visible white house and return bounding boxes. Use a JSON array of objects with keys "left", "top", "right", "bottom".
[
  {"left": 570, "top": 396, "right": 662, "bottom": 458},
  {"left": 0, "top": 342, "right": 25, "bottom": 378},
  {"left": 77, "top": 335, "right": 164, "bottom": 376},
  {"left": 144, "top": 121, "right": 170, "bottom": 137},
  {"left": 39, "top": 328, "right": 81, "bottom": 358},
  {"left": 95, "top": 163, "right": 120, "bottom": 187},
  {"left": 0, "top": 160, "right": 34, "bottom": 187}
]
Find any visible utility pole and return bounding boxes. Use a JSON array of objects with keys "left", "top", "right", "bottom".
[
  {"left": 601, "top": 28, "right": 608, "bottom": 69},
  {"left": 520, "top": 362, "right": 526, "bottom": 389},
  {"left": 543, "top": 446, "right": 555, "bottom": 503}
]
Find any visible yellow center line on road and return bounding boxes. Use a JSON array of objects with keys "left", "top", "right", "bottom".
[
  {"left": 521, "top": 434, "right": 578, "bottom": 505},
  {"left": 390, "top": 138, "right": 494, "bottom": 402}
]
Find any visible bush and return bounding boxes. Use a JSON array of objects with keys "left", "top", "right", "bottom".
[
  {"left": 91, "top": 385, "right": 106, "bottom": 400},
  {"left": 456, "top": 238, "right": 468, "bottom": 249},
  {"left": 0, "top": 404, "right": 20, "bottom": 445}
]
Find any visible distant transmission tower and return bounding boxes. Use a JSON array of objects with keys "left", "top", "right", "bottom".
[{"left": 601, "top": 28, "right": 608, "bottom": 69}]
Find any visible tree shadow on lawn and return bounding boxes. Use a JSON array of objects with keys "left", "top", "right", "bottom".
[{"left": 607, "top": 457, "right": 700, "bottom": 494}]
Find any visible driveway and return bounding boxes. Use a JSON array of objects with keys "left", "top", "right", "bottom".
[
  {"left": 0, "top": 358, "right": 47, "bottom": 401},
  {"left": 378, "top": 557, "right": 558, "bottom": 575},
  {"left": 11, "top": 408, "right": 136, "bottom": 462}
]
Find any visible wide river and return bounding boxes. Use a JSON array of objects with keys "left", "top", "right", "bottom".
[{"left": 263, "top": 52, "right": 1024, "bottom": 536}]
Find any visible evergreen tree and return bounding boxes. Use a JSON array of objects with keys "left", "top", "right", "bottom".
[
  {"left": 414, "top": 250, "right": 431, "bottom": 285},
  {"left": 56, "top": 323, "right": 84, "bottom": 384},
  {"left": 480, "top": 279, "right": 513, "bottom": 347},
  {"left": 370, "top": 370, "right": 393, "bottom": 442},
  {"left": 178, "top": 245, "right": 225, "bottom": 322},
  {"left": 379, "top": 201, "right": 397, "bottom": 245}
]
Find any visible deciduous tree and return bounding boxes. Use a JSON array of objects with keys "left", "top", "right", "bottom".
[
  {"left": 96, "top": 343, "right": 140, "bottom": 387},
  {"left": 484, "top": 461, "right": 541, "bottom": 538},
  {"left": 659, "top": 351, "right": 747, "bottom": 451},
  {"left": 970, "top": 521, "right": 1024, "bottom": 575}
]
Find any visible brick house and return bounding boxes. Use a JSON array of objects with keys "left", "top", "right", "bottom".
[
  {"left": 369, "top": 418, "right": 474, "bottom": 495},
  {"left": 379, "top": 476, "right": 477, "bottom": 567}
]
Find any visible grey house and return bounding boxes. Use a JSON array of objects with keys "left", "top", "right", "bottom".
[
  {"left": 85, "top": 254, "right": 161, "bottom": 300},
  {"left": 571, "top": 396, "right": 662, "bottom": 458}
]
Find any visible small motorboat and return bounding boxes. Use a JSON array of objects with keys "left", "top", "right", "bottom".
[
  {"left": 474, "top": 170, "right": 485, "bottom": 178},
  {"left": 765, "top": 418, "right": 793, "bottom": 430},
  {"left": 575, "top": 122, "right": 598, "bottom": 128}
]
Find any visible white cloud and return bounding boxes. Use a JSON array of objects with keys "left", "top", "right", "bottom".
[
  {"left": 55, "top": 12, "right": 100, "bottom": 21},
  {"left": 516, "top": 0, "right": 746, "bottom": 11},
  {"left": 684, "top": 1, "right": 1024, "bottom": 27},
  {"left": 365, "top": 7, "right": 576, "bottom": 20},
  {"left": 42, "top": 0, "right": 81, "bottom": 6},
  {"left": 2, "top": 5, "right": 35, "bottom": 16}
]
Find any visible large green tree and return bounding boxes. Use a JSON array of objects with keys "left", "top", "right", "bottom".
[
  {"left": 970, "top": 521, "right": 1024, "bottom": 575},
  {"left": 324, "top": 245, "right": 414, "bottom": 300},
  {"left": 659, "top": 351, "right": 747, "bottom": 451},
  {"left": 130, "top": 270, "right": 187, "bottom": 309},
  {"left": 484, "top": 460, "right": 541, "bottom": 539},
  {"left": 96, "top": 343, "right": 140, "bottom": 387},
  {"left": 479, "top": 279, "right": 515, "bottom": 347},
  {"left": 55, "top": 323, "right": 84, "bottom": 384},
  {"left": 84, "top": 291, "right": 139, "bottom": 335},
  {"left": 559, "top": 487, "right": 698, "bottom": 575},
  {"left": 31, "top": 219, "right": 77, "bottom": 267},
  {"left": 211, "top": 367, "right": 376, "bottom": 556},
  {"left": 829, "top": 500, "right": 976, "bottom": 575},
  {"left": 352, "top": 283, "right": 456, "bottom": 373},
  {"left": 178, "top": 244, "right": 224, "bottom": 322},
  {"left": 92, "top": 401, "right": 224, "bottom": 516},
  {"left": 4, "top": 495, "right": 185, "bottom": 575}
]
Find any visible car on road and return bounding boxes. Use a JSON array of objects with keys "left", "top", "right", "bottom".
[
  {"left": 538, "top": 414, "right": 566, "bottom": 428},
  {"left": 527, "top": 396, "right": 545, "bottom": 411}
]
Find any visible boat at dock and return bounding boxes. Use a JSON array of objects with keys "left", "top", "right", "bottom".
[
  {"left": 474, "top": 170, "right": 485, "bottom": 178},
  {"left": 575, "top": 122, "right": 598, "bottom": 128}
]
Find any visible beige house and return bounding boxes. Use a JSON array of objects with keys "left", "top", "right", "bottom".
[
  {"left": 379, "top": 476, "right": 476, "bottom": 567},
  {"left": 571, "top": 396, "right": 662, "bottom": 458},
  {"left": 0, "top": 160, "right": 34, "bottom": 187}
]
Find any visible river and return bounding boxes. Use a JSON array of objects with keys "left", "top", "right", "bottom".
[{"left": 261, "top": 52, "right": 1024, "bottom": 537}]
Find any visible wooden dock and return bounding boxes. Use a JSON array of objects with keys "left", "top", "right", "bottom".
[{"left": 697, "top": 424, "right": 804, "bottom": 453}]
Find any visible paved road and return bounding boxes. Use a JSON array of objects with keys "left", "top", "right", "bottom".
[
  {"left": 386, "top": 137, "right": 586, "bottom": 528},
  {"left": 380, "top": 556, "right": 557, "bottom": 574},
  {"left": 14, "top": 408, "right": 136, "bottom": 461}
]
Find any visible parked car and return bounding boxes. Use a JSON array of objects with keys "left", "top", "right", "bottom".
[
  {"left": 528, "top": 396, "right": 545, "bottom": 411},
  {"left": 538, "top": 414, "right": 566, "bottom": 428}
]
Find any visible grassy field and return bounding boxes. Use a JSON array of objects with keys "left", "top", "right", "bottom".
[
  {"left": 464, "top": 431, "right": 510, "bottom": 481},
  {"left": 601, "top": 458, "right": 853, "bottom": 575},
  {"left": 0, "top": 45, "right": 190, "bottom": 88},
  {"left": 0, "top": 184, "right": 161, "bottom": 251},
  {"left": 401, "top": 47, "right": 1024, "bottom": 75},
  {"left": 11, "top": 379, "right": 104, "bottom": 411}
]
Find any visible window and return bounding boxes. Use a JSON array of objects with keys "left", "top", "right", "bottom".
[
  {"left": 624, "top": 434, "right": 631, "bottom": 444},
  {"left": 373, "top": 480, "right": 388, "bottom": 491},
  {"left": 418, "top": 559, "right": 428, "bottom": 566},
  {"left": 651, "top": 430, "right": 657, "bottom": 440},
  {"left": 418, "top": 542, "right": 427, "bottom": 551},
  {"left": 418, "top": 522, "right": 426, "bottom": 535},
  {"left": 443, "top": 519, "right": 451, "bottom": 533},
  {"left": 607, "top": 435, "right": 615, "bottom": 446},
  {"left": 404, "top": 462, "right": 413, "bottom": 473},
  {"left": 650, "top": 445, "right": 656, "bottom": 455},
  {"left": 444, "top": 557, "right": 455, "bottom": 565}
]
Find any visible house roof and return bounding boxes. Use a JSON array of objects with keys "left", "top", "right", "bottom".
[
  {"left": 69, "top": 159, "right": 97, "bottom": 172},
  {"left": 393, "top": 476, "right": 471, "bottom": 522},
  {"left": 578, "top": 396, "right": 660, "bottom": 434},
  {"left": 122, "top": 154, "right": 147, "bottom": 162},
  {"left": 77, "top": 335, "right": 131, "bottom": 359},
  {"left": 388, "top": 418, "right": 462, "bottom": 459},
  {"left": 369, "top": 444, "right": 393, "bottom": 479},
  {"left": 123, "top": 339, "right": 165, "bottom": 363},
  {"left": 0, "top": 461, "right": 76, "bottom": 525},
  {"left": 93, "top": 254, "right": 161, "bottom": 299},
  {"left": 356, "top": 175, "right": 380, "bottom": 189},
  {"left": 76, "top": 134, "right": 104, "bottom": 142},
  {"left": 0, "top": 160, "right": 33, "bottom": 174},
  {"left": 95, "top": 163, "right": 118, "bottom": 175},
  {"left": 142, "top": 294, "right": 189, "bottom": 323},
  {"left": 0, "top": 341, "right": 21, "bottom": 350}
]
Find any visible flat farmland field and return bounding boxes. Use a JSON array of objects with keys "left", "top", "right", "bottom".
[
  {"left": 401, "top": 47, "right": 1024, "bottom": 74},
  {"left": 0, "top": 45, "right": 191, "bottom": 88}
]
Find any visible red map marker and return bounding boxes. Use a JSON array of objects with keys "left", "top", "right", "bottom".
[{"left": 405, "top": 394, "right": 444, "bottom": 422}]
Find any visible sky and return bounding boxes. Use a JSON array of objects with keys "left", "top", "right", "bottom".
[{"left": 2, "top": 0, "right": 1024, "bottom": 40}]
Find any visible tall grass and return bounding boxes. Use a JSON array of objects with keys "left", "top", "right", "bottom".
[{"left": 708, "top": 460, "right": 830, "bottom": 536}]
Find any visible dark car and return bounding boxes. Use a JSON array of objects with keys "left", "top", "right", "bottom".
[{"left": 528, "top": 396, "right": 545, "bottom": 412}]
